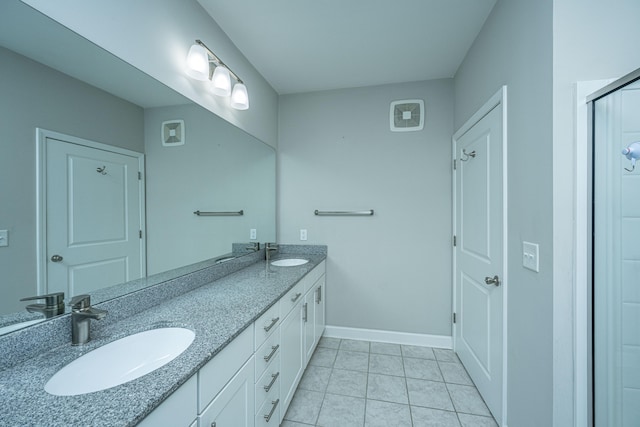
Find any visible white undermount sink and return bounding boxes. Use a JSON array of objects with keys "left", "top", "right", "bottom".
[
  {"left": 271, "top": 258, "right": 309, "bottom": 267},
  {"left": 44, "top": 327, "right": 195, "bottom": 396}
]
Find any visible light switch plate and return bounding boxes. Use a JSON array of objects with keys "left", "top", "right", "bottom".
[
  {"left": 523, "top": 241, "right": 539, "bottom": 272},
  {"left": 300, "top": 229, "right": 308, "bottom": 241},
  {"left": 0, "top": 230, "right": 7, "bottom": 247},
  {"left": 250, "top": 229, "right": 257, "bottom": 240}
]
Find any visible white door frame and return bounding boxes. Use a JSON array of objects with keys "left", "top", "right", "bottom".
[
  {"left": 452, "top": 86, "right": 508, "bottom": 425},
  {"left": 35, "top": 128, "right": 146, "bottom": 294},
  {"left": 572, "top": 80, "right": 612, "bottom": 427}
]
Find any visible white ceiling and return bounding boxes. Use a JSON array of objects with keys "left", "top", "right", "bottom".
[{"left": 197, "top": 0, "right": 496, "bottom": 95}]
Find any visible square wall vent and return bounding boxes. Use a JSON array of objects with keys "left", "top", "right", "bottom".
[
  {"left": 162, "top": 120, "right": 185, "bottom": 146},
  {"left": 390, "top": 99, "right": 424, "bottom": 132}
]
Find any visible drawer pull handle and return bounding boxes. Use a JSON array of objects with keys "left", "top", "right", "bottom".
[
  {"left": 263, "top": 371, "right": 280, "bottom": 392},
  {"left": 210, "top": 422, "right": 216, "bottom": 427},
  {"left": 264, "top": 399, "right": 280, "bottom": 422},
  {"left": 264, "top": 317, "right": 280, "bottom": 332},
  {"left": 291, "top": 292, "right": 302, "bottom": 302},
  {"left": 303, "top": 302, "right": 308, "bottom": 322},
  {"left": 264, "top": 344, "right": 280, "bottom": 362},
  {"left": 316, "top": 285, "right": 322, "bottom": 304}
]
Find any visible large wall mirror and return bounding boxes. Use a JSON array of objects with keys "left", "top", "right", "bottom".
[{"left": 0, "top": 0, "right": 276, "bottom": 332}]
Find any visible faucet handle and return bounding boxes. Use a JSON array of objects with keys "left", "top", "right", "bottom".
[
  {"left": 70, "top": 294, "right": 91, "bottom": 310},
  {"left": 20, "top": 292, "right": 65, "bottom": 307}
]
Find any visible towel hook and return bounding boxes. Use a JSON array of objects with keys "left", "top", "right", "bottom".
[
  {"left": 460, "top": 149, "right": 476, "bottom": 162},
  {"left": 96, "top": 166, "right": 107, "bottom": 175}
]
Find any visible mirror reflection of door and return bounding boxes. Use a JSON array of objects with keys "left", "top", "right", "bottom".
[
  {"left": 40, "top": 130, "right": 145, "bottom": 298},
  {"left": 453, "top": 89, "right": 506, "bottom": 424}
]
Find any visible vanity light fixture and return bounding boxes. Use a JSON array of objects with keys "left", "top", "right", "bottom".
[{"left": 186, "top": 39, "right": 249, "bottom": 110}]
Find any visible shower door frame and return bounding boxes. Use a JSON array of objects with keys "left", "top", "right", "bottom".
[{"left": 586, "top": 67, "right": 640, "bottom": 427}]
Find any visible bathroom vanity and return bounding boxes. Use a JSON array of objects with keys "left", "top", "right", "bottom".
[{"left": 0, "top": 245, "right": 326, "bottom": 426}]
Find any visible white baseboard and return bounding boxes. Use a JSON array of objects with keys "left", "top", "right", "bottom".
[{"left": 324, "top": 325, "right": 452, "bottom": 349}]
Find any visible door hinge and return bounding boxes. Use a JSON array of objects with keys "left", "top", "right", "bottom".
[
  {"left": 453, "top": 159, "right": 457, "bottom": 170},
  {"left": 453, "top": 235, "right": 457, "bottom": 247},
  {"left": 139, "top": 230, "right": 142, "bottom": 239},
  {"left": 453, "top": 312, "right": 457, "bottom": 324},
  {"left": 138, "top": 171, "right": 142, "bottom": 180}
]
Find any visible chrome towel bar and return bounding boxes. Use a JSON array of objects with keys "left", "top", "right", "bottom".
[
  {"left": 194, "top": 210, "right": 244, "bottom": 216},
  {"left": 314, "top": 210, "right": 374, "bottom": 216}
]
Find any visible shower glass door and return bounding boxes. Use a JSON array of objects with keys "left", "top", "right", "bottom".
[{"left": 593, "top": 78, "right": 640, "bottom": 427}]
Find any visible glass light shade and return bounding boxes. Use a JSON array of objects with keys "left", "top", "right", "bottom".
[
  {"left": 185, "top": 44, "right": 209, "bottom": 81},
  {"left": 211, "top": 66, "right": 231, "bottom": 97},
  {"left": 230, "top": 83, "right": 249, "bottom": 110}
]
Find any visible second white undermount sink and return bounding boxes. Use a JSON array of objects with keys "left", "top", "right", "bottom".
[
  {"left": 271, "top": 258, "right": 309, "bottom": 267},
  {"left": 44, "top": 327, "right": 195, "bottom": 396}
]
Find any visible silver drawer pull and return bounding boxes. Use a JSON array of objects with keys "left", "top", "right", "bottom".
[
  {"left": 291, "top": 292, "right": 302, "bottom": 302},
  {"left": 264, "top": 344, "right": 280, "bottom": 362},
  {"left": 263, "top": 372, "right": 280, "bottom": 392},
  {"left": 210, "top": 422, "right": 216, "bottom": 427},
  {"left": 263, "top": 399, "right": 280, "bottom": 422},
  {"left": 264, "top": 317, "right": 280, "bottom": 332},
  {"left": 303, "top": 302, "right": 308, "bottom": 322}
]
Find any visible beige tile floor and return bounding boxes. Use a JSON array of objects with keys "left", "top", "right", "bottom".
[{"left": 281, "top": 337, "right": 498, "bottom": 427}]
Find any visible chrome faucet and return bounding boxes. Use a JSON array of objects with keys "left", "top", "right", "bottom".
[
  {"left": 70, "top": 295, "right": 107, "bottom": 345},
  {"left": 246, "top": 242, "right": 260, "bottom": 252},
  {"left": 265, "top": 242, "right": 279, "bottom": 263},
  {"left": 20, "top": 292, "right": 65, "bottom": 318}
]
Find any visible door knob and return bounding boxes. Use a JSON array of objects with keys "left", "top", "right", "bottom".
[
  {"left": 484, "top": 275, "right": 500, "bottom": 287},
  {"left": 51, "top": 254, "right": 63, "bottom": 262}
]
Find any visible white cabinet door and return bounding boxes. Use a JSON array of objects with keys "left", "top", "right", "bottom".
[
  {"left": 303, "top": 291, "right": 316, "bottom": 364},
  {"left": 314, "top": 276, "right": 326, "bottom": 344},
  {"left": 279, "top": 300, "right": 303, "bottom": 422},
  {"left": 199, "top": 356, "right": 255, "bottom": 427},
  {"left": 138, "top": 375, "right": 197, "bottom": 427}
]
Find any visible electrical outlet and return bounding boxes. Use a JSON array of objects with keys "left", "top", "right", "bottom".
[
  {"left": 523, "top": 241, "right": 539, "bottom": 272},
  {"left": 250, "top": 229, "right": 257, "bottom": 240},
  {"left": 300, "top": 229, "right": 308, "bottom": 241},
  {"left": 0, "top": 230, "right": 7, "bottom": 247}
]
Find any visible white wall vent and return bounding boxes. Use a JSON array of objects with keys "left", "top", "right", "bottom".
[
  {"left": 390, "top": 99, "right": 424, "bottom": 132},
  {"left": 161, "top": 120, "right": 185, "bottom": 146}
]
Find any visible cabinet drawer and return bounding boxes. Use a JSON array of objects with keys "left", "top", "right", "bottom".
[
  {"left": 255, "top": 352, "right": 280, "bottom": 410},
  {"left": 303, "top": 261, "right": 326, "bottom": 293},
  {"left": 255, "top": 328, "right": 280, "bottom": 380},
  {"left": 255, "top": 390, "right": 280, "bottom": 427},
  {"left": 254, "top": 300, "right": 280, "bottom": 350},
  {"left": 198, "top": 326, "right": 254, "bottom": 412},
  {"left": 282, "top": 280, "right": 305, "bottom": 315}
]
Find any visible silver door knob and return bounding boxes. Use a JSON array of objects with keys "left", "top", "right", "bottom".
[
  {"left": 484, "top": 275, "right": 500, "bottom": 287},
  {"left": 51, "top": 255, "right": 63, "bottom": 262}
]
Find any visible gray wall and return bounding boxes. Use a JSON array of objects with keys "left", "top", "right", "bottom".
[
  {"left": 552, "top": 0, "right": 640, "bottom": 424},
  {"left": 22, "top": 0, "right": 279, "bottom": 148},
  {"left": 453, "top": 1, "right": 554, "bottom": 425},
  {"left": 0, "top": 47, "right": 143, "bottom": 315},
  {"left": 144, "top": 104, "right": 276, "bottom": 274},
  {"left": 278, "top": 79, "right": 453, "bottom": 336}
]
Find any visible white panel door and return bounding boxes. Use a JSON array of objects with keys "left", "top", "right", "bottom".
[
  {"left": 45, "top": 136, "right": 144, "bottom": 297},
  {"left": 454, "top": 100, "right": 504, "bottom": 423}
]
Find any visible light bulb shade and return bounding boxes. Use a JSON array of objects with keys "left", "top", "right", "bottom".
[
  {"left": 185, "top": 44, "right": 210, "bottom": 81},
  {"left": 211, "top": 66, "right": 232, "bottom": 97},
  {"left": 230, "top": 83, "right": 249, "bottom": 110}
]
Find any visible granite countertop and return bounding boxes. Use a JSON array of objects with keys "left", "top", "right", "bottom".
[{"left": 0, "top": 254, "right": 326, "bottom": 426}]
